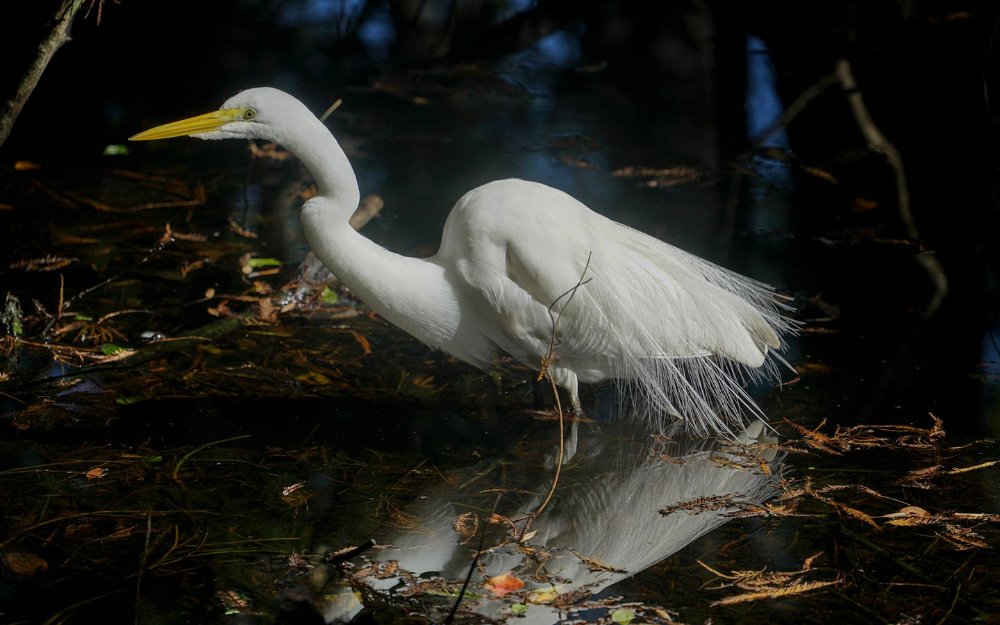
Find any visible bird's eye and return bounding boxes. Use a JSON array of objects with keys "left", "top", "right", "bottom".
[{"left": 243, "top": 108, "right": 256, "bottom": 120}]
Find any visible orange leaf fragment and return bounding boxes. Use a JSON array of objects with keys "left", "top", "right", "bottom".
[
  {"left": 485, "top": 572, "right": 525, "bottom": 596},
  {"left": 350, "top": 330, "right": 372, "bottom": 355},
  {"left": 85, "top": 467, "right": 108, "bottom": 480}
]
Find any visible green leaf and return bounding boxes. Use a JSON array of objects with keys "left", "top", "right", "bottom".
[
  {"left": 246, "top": 257, "right": 282, "bottom": 269},
  {"left": 320, "top": 286, "right": 339, "bottom": 305},
  {"left": 74, "top": 313, "right": 93, "bottom": 321},
  {"left": 103, "top": 144, "right": 130, "bottom": 156},
  {"left": 115, "top": 395, "right": 143, "bottom": 405},
  {"left": 611, "top": 608, "right": 635, "bottom": 624},
  {"left": 2, "top": 293, "right": 23, "bottom": 337},
  {"left": 510, "top": 603, "right": 528, "bottom": 617},
  {"left": 101, "top": 343, "right": 126, "bottom": 356}
]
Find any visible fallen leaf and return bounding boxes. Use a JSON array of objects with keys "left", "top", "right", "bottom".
[
  {"left": 350, "top": 330, "right": 372, "bottom": 355},
  {"left": 485, "top": 572, "right": 524, "bottom": 596},
  {"left": 799, "top": 165, "right": 838, "bottom": 184},
  {"left": 947, "top": 460, "right": 999, "bottom": 475},
  {"left": 2, "top": 552, "right": 48, "bottom": 575},
  {"left": 85, "top": 467, "right": 108, "bottom": 480},
  {"left": 296, "top": 371, "right": 331, "bottom": 386},
  {"left": 526, "top": 587, "right": 559, "bottom": 604},
  {"left": 9, "top": 255, "right": 79, "bottom": 272},
  {"left": 711, "top": 579, "right": 839, "bottom": 606}
]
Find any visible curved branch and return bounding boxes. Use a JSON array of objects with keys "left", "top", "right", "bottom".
[{"left": 0, "top": 0, "right": 86, "bottom": 148}]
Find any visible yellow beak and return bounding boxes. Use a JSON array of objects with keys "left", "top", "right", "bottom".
[{"left": 129, "top": 108, "right": 244, "bottom": 141}]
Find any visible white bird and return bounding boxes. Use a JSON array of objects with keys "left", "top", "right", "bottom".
[{"left": 131, "top": 87, "right": 794, "bottom": 435}]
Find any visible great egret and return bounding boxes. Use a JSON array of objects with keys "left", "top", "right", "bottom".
[{"left": 131, "top": 87, "right": 793, "bottom": 435}]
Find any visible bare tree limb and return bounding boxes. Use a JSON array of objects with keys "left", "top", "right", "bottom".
[{"left": 0, "top": 0, "right": 86, "bottom": 149}]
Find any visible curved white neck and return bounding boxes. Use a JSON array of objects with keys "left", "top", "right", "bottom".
[
  {"left": 290, "top": 119, "right": 461, "bottom": 351},
  {"left": 288, "top": 115, "right": 361, "bottom": 213}
]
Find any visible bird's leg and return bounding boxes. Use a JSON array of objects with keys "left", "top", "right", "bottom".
[
  {"left": 547, "top": 367, "right": 582, "bottom": 415},
  {"left": 569, "top": 388, "right": 583, "bottom": 417}
]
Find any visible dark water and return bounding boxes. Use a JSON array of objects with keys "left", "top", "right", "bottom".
[{"left": 1, "top": 2, "right": 998, "bottom": 624}]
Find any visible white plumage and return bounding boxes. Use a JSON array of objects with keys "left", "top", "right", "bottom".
[{"left": 131, "top": 87, "right": 794, "bottom": 435}]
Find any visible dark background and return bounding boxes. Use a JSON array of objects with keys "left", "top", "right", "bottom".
[{"left": 2, "top": 0, "right": 999, "bottom": 425}]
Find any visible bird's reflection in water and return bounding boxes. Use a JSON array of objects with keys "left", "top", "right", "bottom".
[{"left": 322, "top": 416, "right": 784, "bottom": 624}]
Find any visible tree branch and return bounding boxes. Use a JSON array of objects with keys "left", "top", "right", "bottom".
[{"left": 0, "top": 0, "right": 86, "bottom": 148}]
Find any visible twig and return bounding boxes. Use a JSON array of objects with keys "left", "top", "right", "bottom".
[
  {"left": 320, "top": 98, "right": 343, "bottom": 123},
  {"left": 0, "top": 0, "right": 86, "bottom": 148},
  {"left": 538, "top": 252, "right": 593, "bottom": 381},
  {"left": 444, "top": 491, "right": 503, "bottom": 625},
  {"left": 934, "top": 582, "right": 962, "bottom": 625},
  {"left": 751, "top": 72, "right": 838, "bottom": 149},
  {"left": 326, "top": 539, "right": 375, "bottom": 565},
  {"left": 57, "top": 274, "right": 65, "bottom": 322},
  {"left": 348, "top": 194, "right": 384, "bottom": 230},
  {"left": 135, "top": 511, "right": 152, "bottom": 625},
  {"left": 171, "top": 435, "right": 252, "bottom": 480},
  {"left": 520, "top": 254, "right": 593, "bottom": 540}
]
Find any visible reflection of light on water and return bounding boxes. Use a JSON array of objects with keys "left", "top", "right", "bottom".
[{"left": 323, "top": 421, "right": 783, "bottom": 623}]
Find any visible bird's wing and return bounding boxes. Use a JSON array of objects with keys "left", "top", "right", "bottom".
[
  {"left": 446, "top": 180, "right": 793, "bottom": 433},
  {"left": 459, "top": 210, "right": 788, "bottom": 367}
]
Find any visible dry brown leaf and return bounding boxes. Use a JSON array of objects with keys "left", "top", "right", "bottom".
[
  {"left": 1, "top": 552, "right": 48, "bottom": 575},
  {"left": 257, "top": 298, "right": 277, "bottom": 322},
  {"left": 899, "top": 465, "right": 943, "bottom": 487},
  {"left": 802, "top": 552, "right": 825, "bottom": 571},
  {"left": 249, "top": 141, "right": 293, "bottom": 161},
  {"left": 180, "top": 260, "right": 206, "bottom": 277},
  {"left": 349, "top": 330, "right": 372, "bottom": 355},
  {"left": 937, "top": 525, "right": 989, "bottom": 550},
  {"left": 951, "top": 512, "right": 1000, "bottom": 522},
  {"left": 85, "top": 467, "right": 108, "bottom": 480},
  {"left": 9, "top": 255, "right": 78, "bottom": 272},
  {"left": 453, "top": 512, "right": 478, "bottom": 540},
  {"left": 947, "top": 460, "right": 999, "bottom": 475},
  {"left": 573, "top": 550, "right": 626, "bottom": 573},
  {"left": 850, "top": 197, "right": 879, "bottom": 212},
  {"left": 832, "top": 502, "right": 880, "bottom": 529},
  {"left": 799, "top": 165, "right": 838, "bottom": 184},
  {"left": 229, "top": 220, "right": 259, "bottom": 238},
  {"left": 885, "top": 516, "right": 937, "bottom": 527},
  {"left": 661, "top": 494, "right": 739, "bottom": 514},
  {"left": 710, "top": 579, "right": 839, "bottom": 606}
]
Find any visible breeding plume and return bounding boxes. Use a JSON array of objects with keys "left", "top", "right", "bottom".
[{"left": 131, "top": 87, "right": 793, "bottom": 435}]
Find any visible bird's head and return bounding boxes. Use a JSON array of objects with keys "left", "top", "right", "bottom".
[{"left": 130, "top": 87, "right": 304, "bottom": 143}]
